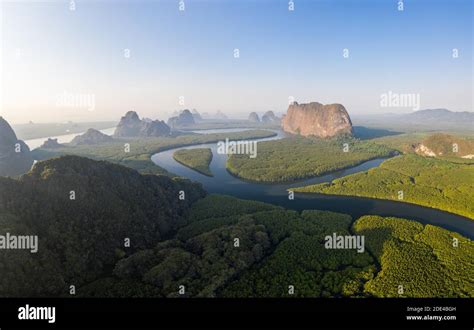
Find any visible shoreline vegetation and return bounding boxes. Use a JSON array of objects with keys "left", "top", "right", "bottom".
[
  {"left": 173, "top": 148, "right": 213, "bottom": 176},
  {"left": 172, "top": 121, "right": 280, "bottom": 131},
  {"left": 32, "top": 127, "right": 473, "bottom": 220},
  {"left": 32, "top": 130, "right": 277, "bottom": 177},
  {"left": 226, "top": 136, "right": 395, "bottom": 182},
  {"left": 293, "top": 154, "right": 474, "bottom": 220},
  {"left": 1, "top": 146, "right": 472, "bottom": 298},
  {"left": 78, "top": 194, "right": 472, "bottom": 298}
]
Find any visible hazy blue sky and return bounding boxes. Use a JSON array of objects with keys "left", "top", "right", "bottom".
[{"left": 1, "top": 0, "right": 472, "bottom": 123}]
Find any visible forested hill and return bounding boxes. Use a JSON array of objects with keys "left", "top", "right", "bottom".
[
  {"left": 1, "top": 156, "right": 471, "bottom": 298},
  {"left": 0, "top": 156, "right": 206, "bottom": 296}
]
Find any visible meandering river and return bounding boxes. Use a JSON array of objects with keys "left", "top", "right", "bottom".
[{"left": 151, "top": 128, "right": 474, "bottom": 239}]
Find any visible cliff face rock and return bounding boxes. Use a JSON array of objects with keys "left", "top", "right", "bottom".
[
  {"left": 261, "top": 111, "right": 279, "bottom": 124},
  {"left": 281, "top": 102, "right": 353, "bottom": 138},
  {"left": 0, "top": 117, "right": 34, "bottom": 176},
  {"left": 167, "top": 109, "right": 195, "bottom": 128},
  {"left": 248, "top": 112, "right": 260, "bottom": 123},
  {"left": 141, "top": 120, "right": 171, "bottom": 136},
  {"left": 70, "top": 128, "right": 114, "bottom": 146},
  {"left": 114, "top": 111, "right": 171, "bottom": 137},
  {"left": 40, "top": 138, "right": 63, "bottom": 149},
  {"left": 413, "top": 133, "right": 474, "bottom": 158},
  {"left": 114, "top": 111, "right": 141, "bottom": 137}
]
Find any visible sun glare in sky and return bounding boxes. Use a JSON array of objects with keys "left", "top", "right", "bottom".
[{"left": 1, "top": 0, "right": 472, "bottom": 123}]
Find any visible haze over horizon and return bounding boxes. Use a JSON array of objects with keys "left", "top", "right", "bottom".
[{"left": 1, "top": 0, "right": 472, "bottom": 124}]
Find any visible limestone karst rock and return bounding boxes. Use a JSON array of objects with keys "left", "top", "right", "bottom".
[
  {"left": 167, "top": 109, "right": 195, "bottom": 128},
  {"left": 114, "top": 111, "right": 171, "bottom": 137},
  {"left": 0, "top": 117, "right": 34, "bottom": 176},
  {"left": 70, "top": 128, "right": 114, "bottom": 146},
  {"left": 248, "top": 112, "right": 260, "bottom": 123},
  {"left": 191, "top": 109, "right": 202, "bottom": 122},
  {"left": 261, "top": 111, "right": 280, "bottom": 124},
  {"left": 40, "top": 138, "right": 63, "bottom": 149},
  {"left": 281, "top": 102, "right": 353, "bottom": 138}
]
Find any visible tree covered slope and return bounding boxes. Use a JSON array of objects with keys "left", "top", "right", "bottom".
[{"left": 0, "top": 156, "right": 205, "bottom": 296}]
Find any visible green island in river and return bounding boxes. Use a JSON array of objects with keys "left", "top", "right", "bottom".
[
  {"left": 173, "top": 148, "right": 213, "bottom": 176},
  {"left": 1, "top": 118, "right": 472, "bottom": 298},
  {"left": 2, "top": 0, "right": 473, "bottom": 310},
  {"left": 226, "top": 136, "right": 395, "bottom": 182},
  {"left": 3, "top": 159, "right": 471, "bottom": 298},
  {"left": 32, "top": 129, "right": 276, "bottom": 176}
]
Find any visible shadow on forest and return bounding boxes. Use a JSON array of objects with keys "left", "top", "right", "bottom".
[
  {"left": 353, "top": 126, "right": 403, "bottom": 140},
  {"left": 352, "top": 226, "right": 393, "bottom": 261}
]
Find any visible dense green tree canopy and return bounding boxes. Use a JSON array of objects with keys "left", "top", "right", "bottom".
[
  {"left": 227, "top": 136, "right": 395, "bottom": 182},
  {"left": 294, "top": 154, "right": 474, "bottom": 219},
  {"left": 173, "top": 148, "right": 213, "bottom": 176},
  {"left": 1, "top": 157, "right": 472, "bottom": 298}
]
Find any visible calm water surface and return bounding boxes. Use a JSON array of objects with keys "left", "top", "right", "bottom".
[{"left": 152, "top": 129, "right": 474, "bottom": 239}]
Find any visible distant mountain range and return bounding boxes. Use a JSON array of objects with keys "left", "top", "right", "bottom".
[
  {"left": 408, "top": 108, "right": 474, "bottom": 122},
  {"left": 114, "top": 111, "right": 171, "bottom": 137},
  {"left": 353, "top": 109, "right": 474, "bottom": 132}
]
